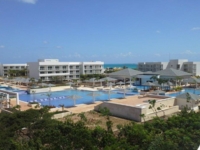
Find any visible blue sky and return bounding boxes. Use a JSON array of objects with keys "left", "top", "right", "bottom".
[{"left": 0, "top": 0, "right": 200, "bottom": 64}]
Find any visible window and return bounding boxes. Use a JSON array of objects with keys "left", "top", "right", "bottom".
[
  {"left": 56, "top": 71, "right": 60, "bottom": 73},
  {"left": 177, "top": 64, "right": 180, "bottom": 69},
  {"left": 48, "top": 66, "right": 52, "bottom": 70},
  {"left": 48, "top": 72, "right": 52, "bottom": 74},
  {"left": 76, "top": 66, "right": 79, "bottom": 69}
]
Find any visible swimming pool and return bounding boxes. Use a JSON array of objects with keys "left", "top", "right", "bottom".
[
  {"left": 0, "top": 86, "right": 26, "bottom": 93},
  {"left": 19, "top": 89, "right": 135, "bottom": 107},
  {"left": 166, "top": 88, "right": 200, "bottom": 97}
]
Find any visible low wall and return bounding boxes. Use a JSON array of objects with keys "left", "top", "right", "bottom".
[
  {"left": 143, "top": 97, "right": 176, "bottom": 114},
  {"left": 144, "top": 106, "right": 179, "bottom": 121},
  {"left": 94, "top": 97, "right": 179, "bottom": 122},
  {"left": 29, "top": 88, "right": 50, "bottom": 94},
  {"left": 29, "top": 86, "right": 70, "bottom": 93},
  {"left": 52, "top": 111, "right": 72, "bottom": 119},
  {"left": 0, "top": 109, "right": 13, "bottom": 114},
  {"left": 94, "top": 102, "right": 143, "bottom": 122},
  {"left": 146, "top": 94, "right": 170, "bottom": 99}
]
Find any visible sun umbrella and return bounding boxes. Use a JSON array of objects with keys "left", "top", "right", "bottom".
[
  {"left": 67, "top": 82, "right": 74, "bottom": 88},
  {"left": 103, "top": 89, "right": 116, "bottom": 100},
  {"left": 66, "top": 95, "right": 82, "bottom": 106},
  {"left": 87, "top": 91, "right": 101, "bottom": 103}
]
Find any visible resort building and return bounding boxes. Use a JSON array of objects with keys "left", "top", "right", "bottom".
[
  {"left": 138, "top": 59, "right": 200, "bottom": 76},
  {"left": 0, "top": 63, "right": 27, "bottom": 77},
  {"left": 27, "top": 59, "right": 104, "bottom": 81}
]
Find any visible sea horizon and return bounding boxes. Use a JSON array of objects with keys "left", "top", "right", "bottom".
[{"left": 104, "top": 63, "right": 138, "bottom": 69}]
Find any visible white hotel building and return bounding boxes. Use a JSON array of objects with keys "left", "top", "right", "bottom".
[
  {"left": 138, "top": 59, "right": 200, "bottom": 76},
  {"left": 0, "top": 64, "right": 27, "bottom": 77},
  {"left": 0, "top": 59, "right": 104, "bottom": 81},
  {"left": 27, "top": 59, "right": 104, "bottom": 81}
]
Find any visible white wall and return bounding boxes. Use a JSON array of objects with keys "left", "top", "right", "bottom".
[
  {"left": 175, "top": 98, "right": 199, "bottom": 110},
  {"left": 27, "top": 62, "right": 39, "bottom": 79},
  {"left": 0, "top": 64, "right": 3, "bottom": 76}
]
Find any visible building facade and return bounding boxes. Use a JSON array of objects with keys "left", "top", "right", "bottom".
[
  {"left": 0, "top": 64, "right": 27, "bottom": 77},
  {"left": 27, "top": 59, "right": 104, "bottom": 81},
  {"left": 138, "top": 59, "right": 200, "bottom": 76}
]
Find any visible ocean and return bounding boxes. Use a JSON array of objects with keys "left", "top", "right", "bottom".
[{"left": 104, "top": 63, "right": 137, "bottom": 69}]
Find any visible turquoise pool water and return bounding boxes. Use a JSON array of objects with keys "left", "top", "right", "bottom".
[{"left": 19, "top": 89, "right": 136, "bottom": 107}]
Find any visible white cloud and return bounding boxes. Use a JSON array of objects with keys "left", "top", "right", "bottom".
[
  {"left": 0, "top": 45, "right": 5, "bottom": 48},
  {"left": 156, "top": 30, "right": 160, "bottom": 33},
  {"left": 18, "top": 0, "right": 37, "bottom": 4},
  {"left": 191, "top": 27, "right": 200, "bottom": 31}
]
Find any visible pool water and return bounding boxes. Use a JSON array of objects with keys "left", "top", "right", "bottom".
[
  {"left": 19, "top": 90, "right": 135, "bottom": 107},
  {"left": 166, "top": 88, "right": 200, "bottom": 97},
  {"left": 0, "top": 86, "right": 25, "bottom": 93}
]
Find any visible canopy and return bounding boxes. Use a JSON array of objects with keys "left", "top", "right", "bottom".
[
  {"left": 143, "top": 82, "right": 157, "bottom": 86},
  {"left": 155, "top": 68, "right": 191, "bottom": 78},
  {"left": 176, "top": 92, "right": 200, "bottom": 102},
  {"left": 99, "top": 77, "right": 117, "bottom": 82},
  {"left": 150, "top": 90, "right": 165, "bottom": 95},
  {"left": 116, "top": 81, "right": 125, "bottom": 85},
  {"left": 183, "top": 77, "right": 200, "bottom": 84},
  {"left": 108, "top": 68, "right": 143, "bottom": 78}
]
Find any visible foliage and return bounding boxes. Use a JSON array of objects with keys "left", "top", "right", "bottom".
[
  {"left": 7, "top": 69, "right": 28, "bottom": 77},
  {"left": 80, "top": 74, "right": 106, "bottom": 81},
  {"left": 0, "top": 107, "right": 200, "bottom": 149},
  {"left": 173, "top": 86, "right": 183, "bottom": 91}
]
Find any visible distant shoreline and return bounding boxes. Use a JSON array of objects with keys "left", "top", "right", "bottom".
[{"left": 104, "top": 63, "right": 137, "bottom": 69}]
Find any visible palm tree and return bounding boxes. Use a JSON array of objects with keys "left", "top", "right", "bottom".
[
  {"left": 29, "top": 78, "right": 35, "bottom": 86},
  {"left": 150, "top": 75, "right": 158, "bottom": 82},
  {"left": 175, "top": 76, "right": 182, "bottom": 87},
  {"left": 59, "top": 104, "right": 65, "bottom": 111},
  {"left": 46, "top": 91, "right": 52, "bottom": 106},
  {"left": 42, "top": 90, "right": 52, "bottom": 106},
  {"left": 31, "top": 90, "right": 36, "bottom": 103}
]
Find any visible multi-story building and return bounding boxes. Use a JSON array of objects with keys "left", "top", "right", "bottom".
[
  {"left": 138, "top": 62, "right": 168, "bottom": 72},
  {"left": 27, "top": 59, "right": 104, "bottom": 81},
  {"left": 138, "top": 59, "right": 200, "bottom": 76},
  {"left": 0, "top": 64, "right": 27, "bottom": 77}
]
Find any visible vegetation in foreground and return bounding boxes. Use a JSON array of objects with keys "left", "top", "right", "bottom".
[{"left": 0, "top": 107, "right": 200, "bottom": 150}]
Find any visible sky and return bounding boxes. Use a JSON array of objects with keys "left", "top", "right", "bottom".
[{"left": 0, "top": 0, "right": 200, "bottom": 64}]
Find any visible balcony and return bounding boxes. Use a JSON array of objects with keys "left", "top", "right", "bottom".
[{"left": 39, "top": 72, "right": 70, "bottom": 76}]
